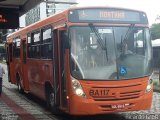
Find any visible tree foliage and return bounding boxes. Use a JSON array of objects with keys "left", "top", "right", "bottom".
[{"left": 150, "top": 23, "right": 160, "bottom": 40}]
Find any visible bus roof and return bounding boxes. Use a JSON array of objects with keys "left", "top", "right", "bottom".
[{"left": 69, "top": 6, "right": 146, "bottom": 13}]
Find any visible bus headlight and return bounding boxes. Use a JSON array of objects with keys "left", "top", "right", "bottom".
[
  {"left": 146, "top": 76, "right": 153, "bottom": 93},
  {"left": 72, "top": 79, "right": 86, "bottom": 97}
]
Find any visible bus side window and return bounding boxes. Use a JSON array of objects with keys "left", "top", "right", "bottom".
[
  {"left": 27, "top": 34, "right": 32, "bottom": 58},
  {"left": 41, "top": 27, "right": 53, "bottom": 59},
  {"left": 31, "top": 30, "right": 41, "bottom": 59},
  {"left": 13, "top": 37, "right": 20, "bottom": 58}
]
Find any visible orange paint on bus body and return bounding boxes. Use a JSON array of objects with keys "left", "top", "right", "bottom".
[{"left": 6, "top": 6, "right": 153, "bottom": 115}]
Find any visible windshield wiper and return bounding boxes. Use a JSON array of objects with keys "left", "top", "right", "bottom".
[
  {"left": 89, "top": 23, "right": 108, "bottom": 60},
  {"left": 89, "top": 23, "right": 105, "bottom": 50},
  {"left": 121, "top": 24, "right": 135, "bottom": 53},
  {"left": 123, "top": 24, "right": 135, "bottom": 41}
]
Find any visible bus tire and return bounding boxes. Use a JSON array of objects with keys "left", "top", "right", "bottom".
[
  {"left": 17, "top": 74, "right": 24, "bottom": 93},
  {"left": 46, "top": 88, "right": 60, "bottom": 114}
]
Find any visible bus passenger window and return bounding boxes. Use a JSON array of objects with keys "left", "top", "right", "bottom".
[
  {"left": 48, "top": 44, "right": 53, "bottom": 59},
  {"left": 41, "top": 27, "right": 53, "bottom": 59},
  {"left": 31, "top": 31, "right": 41, "bottom": 59},
  {"left": 36, "top": 45, "right": 41, "bottom": 58},
  {"left": 33, "top": 32, "right": 40, "bottom": 45},
  {"left": 43, "top": 28, "right": 52, "bottom": 43},
  {"left": 41, "top": 44, "right": 47, "bottom": 59},
  {"left": 31, "top": 45, "right": 41, "bottom": 59},
  {"left": 32, "top": 46, "right": 35, "bottom": 58},
  {"left": 13, "top": 37, "right": 20, "bottom": 58},
  {"left": 28, "top": 46, "right": 31, "bottom": 58},
  {"left": 27, "top": 34, "right": 32, "bottom": 58}
]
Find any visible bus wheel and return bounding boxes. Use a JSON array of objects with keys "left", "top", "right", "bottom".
[
  {"left": 17, "top": 75, "right": 24, "bottom": 93},
  {"left": 47, "top": 89, "right": 60, "bottom": 114}
]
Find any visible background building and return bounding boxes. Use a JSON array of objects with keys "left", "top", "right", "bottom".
[
  {"left": 25, "top": 0, "right": 77, "bottom": 26},
  {"left": 0, "top": 0, "right": 77, "bottom": 42}
]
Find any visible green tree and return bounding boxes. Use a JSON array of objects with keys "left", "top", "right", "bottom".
[{"left": 150, "top": 23, "right": 160, "bottom": 40}]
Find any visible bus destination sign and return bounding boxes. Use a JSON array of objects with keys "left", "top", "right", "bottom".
[
  {"left": 0, "top": 8, "right": 19, "bottom": 29},
  {"left": 99, "top": 11, "right": 125, "bottom": 19},
  {"left": 69, "top": 8, "right": 148, "bottom": 24}
]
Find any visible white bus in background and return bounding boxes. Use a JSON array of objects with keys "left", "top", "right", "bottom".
[{"left": 152, "top": 39, "right": 160, "bottom": 47}]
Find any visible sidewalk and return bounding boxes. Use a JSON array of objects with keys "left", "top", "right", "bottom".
[
  {"left": 0, "top": 84, "right": 55, "bottom": 120},
  {"left": 0, "top": 94, "right": 20, "bottom": 120},
  {"left": 0, "top": 63, "right": 53, "bottom": 120},
  {"left": 0, "top": 91, "right": 37, "bottom": 120}
]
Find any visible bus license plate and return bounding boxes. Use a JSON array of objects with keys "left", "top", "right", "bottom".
[{"left": 111, "top": 103, "right": 129, "bottom": 109}]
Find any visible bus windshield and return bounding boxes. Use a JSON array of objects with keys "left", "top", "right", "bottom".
[{"left": 70, "top": 26, "right": 152, "bottom": 80}]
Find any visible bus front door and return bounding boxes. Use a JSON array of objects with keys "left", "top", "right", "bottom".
[
  {"left": 59, "top": 30, "right": 68, "bottom": 108},
  {"left": 54, "top": 29, "right": 68, "bottom": 110}
]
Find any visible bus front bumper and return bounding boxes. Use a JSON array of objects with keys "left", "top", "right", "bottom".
[{"left": 69, "top": 91, "right": 153, "bottom": 115}]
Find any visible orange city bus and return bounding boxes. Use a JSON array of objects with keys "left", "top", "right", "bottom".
[{"left": 6, "top": 7, "right": 153, "bottom": 115}]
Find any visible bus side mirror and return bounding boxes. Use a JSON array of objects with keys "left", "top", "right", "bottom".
[{"left": 64, "top": 33, "right": 70, "bottom": 49}]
